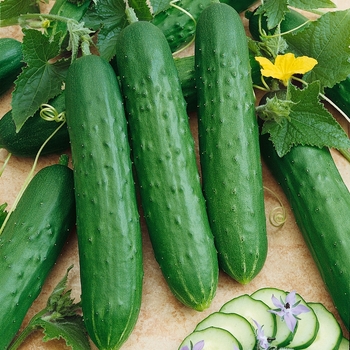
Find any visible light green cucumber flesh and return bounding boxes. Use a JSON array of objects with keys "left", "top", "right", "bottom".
[
  {"left": 115, "top": 21, "right": 218, "bottom": 311},
  {"left": 179, "top": 327, "right": 242, "bottom": 350},
  {"left": 303, "top": 303, "right": 342, "bottom": 350},
  {"left": 251, "top": 287, "right": 294, "bottom": 347},
  {"left": 195, "top": 2, "right": 267, "bottom": 284},
  {"left": 220, "top": 294, "right": 276, "bottom": 339},
  {"left": 195, "top": 311, "right": 256, "bottom": 349},
  {"left": 65, "top": 54, "right": 143, "bottom": 350},
  {"left": 339, "top": 337, "right": 350, "bottom": 350}
]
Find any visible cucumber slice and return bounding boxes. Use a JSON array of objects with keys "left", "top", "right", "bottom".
[
  {"left": 339, "top": 337, "right": 350, "bottom": 350},
  {"left": 195, "top": 312, "right": 256, "bottom": 350},
  {"left": 178, "top": 327, "right": 242, "bottom": 350},
  {"left": 303, "top": 303, "right": 342, "bottom": 350},
  {"left": 220, "top": 294, "right": 276, "bottom": 339},
  {"left": 286, "top": 293, "right": 319, "bottom": 349},
  {"left": 251, "top": 287, "right": 294, "bottom": 347}
]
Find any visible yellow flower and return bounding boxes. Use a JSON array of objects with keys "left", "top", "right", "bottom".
[{"left": 255, "top": 53, "right": 318, "bottom": 86}]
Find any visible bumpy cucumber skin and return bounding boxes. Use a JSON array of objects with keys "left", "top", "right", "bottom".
[
  {"left": 115, "top": 21, "right": 218, "bottom": 311},
  {"left": 0, "top": 38, "right": 23, "bottom": 95},
  {"left": 260, "top": 133, "right": 350, "bottom": 332},
  {"left": 0, "top": 163, "right": 75, "bottom": 350},
  {"left": 65, "top": 55, "right": 143, "bottom": 349},
  {"left": 195, "top": 3, "right": 267, "bottom": 284},
  {"left": 0, "top": 92, "right": 69, "bottom": 157}
]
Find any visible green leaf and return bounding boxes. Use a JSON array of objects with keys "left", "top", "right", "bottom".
[
  {"left": 0, "top": 0, "right": 39, "bottom": 27},
  {"left": 289, "top": 0, "right": 336, "bottom": 10},
  {"left": 0, "top": 203, "right": 8, "bottom": 228},
  {"left": 261, "top": 82, "right": 350, "bottom": 157},
  {"left": 256, "top": 0, "right": 289, "bottom": 29},
  {"left": 83, "top": 0, "right": 128, "bottom": 60},
  {"left": 285, "top": 9, "right": 350, "bottom": 89},
  {"left": 149, "top": 0, "right": 171, "bottom": 14},
  {"left": 128, "top": 0, "right": 153, "bottom": 20},
  {"left": 11, "top": 29, "right": 70, "bottom": 132},
  {"left": 36, "top": 316, "right": 91, "bottom": 350}
]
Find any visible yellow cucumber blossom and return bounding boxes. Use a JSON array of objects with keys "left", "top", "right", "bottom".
[{"left": 255, "top": 53, "right": 318, "bottom": 86}]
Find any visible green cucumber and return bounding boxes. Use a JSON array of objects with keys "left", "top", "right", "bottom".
[
  {"left": 65, "top": 54, "right": 143, "bottom": 349},
  {"left": 0, "top": 92, "right": 69, "bottom": 157},
  {"left": 195, "top": 312, "right": 256, "bottom": 349},
  {"left": 259, "top": 93, "right": 350, "bottom": 332},
  {"left": 152, "top": 0, "right": 260, "bottom": 53},
  {"left": 339, "top": 337, "right": 350, "bottom": 350},
  {"left": 325, "top": 75, "right": 350, "bottom": 120},
  {"left": 178, "top": 327, "right": 242, "bottom": 350},
  {"left": 0, "top": 38, "right": 23, "bottom": 95},
  {"left": 304, "top": 302, "right": 342, "bottom": 350},
  {"left": 115, "top": 20, "right": 219, "bottom": 311},
  {"left": 195, "top": 3, "right": 267, "bottom": 284},
  {"left": 220, "top": 294, "right": 277, "bottom": 339},
  {"left": 0, "top": 158, "right": 75, "bottom": 350},
  {"left": 251, "top": 287, "right": 294, "bottom": 347}
]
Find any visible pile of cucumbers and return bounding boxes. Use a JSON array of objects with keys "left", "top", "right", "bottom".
[{"left": 0, "top": 0, "right": 349, "bottom": 349}]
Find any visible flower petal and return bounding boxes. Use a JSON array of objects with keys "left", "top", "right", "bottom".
[
  {"left": 292, "top": 56, "right": 318, "bottom": 74},
  {"left": 271, "top": 294, "right": 284, "bottom": 309},
  {"left": 293, "top": 303, "right": 310, "bottom": 316},
  {"left": 193, "top": 340, "right": 205, "bottom": 350},
  {"left": 285, "top": 290, "right": 297, "bottom": 305},
  {"left": 284, "top": 313, "right": 298, "bottom": 333}
]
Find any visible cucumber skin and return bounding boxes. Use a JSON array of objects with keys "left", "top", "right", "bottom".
[
  {"left": 0, "top": 92, "right": 69, "bottom": 157},
  {"left": 0, "top": 163, "right": 75, "bottom": 350},
  {"left": 195, "top": 3, "right": 267, "bottom": 284},
  {"left": 65, "top": 55, "right": 143, "bottom": 349},
  {"left": 260, "top": 134, "right": 350, "bottom": 332},
  {"left": 0, "top": 38, "right": 23, "bottom": 96},
  {"left": 115, "top": 21, "right": 219, "bottom": 311}
]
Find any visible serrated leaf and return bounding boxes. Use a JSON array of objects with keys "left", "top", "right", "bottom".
[
  {"left": 11, "top": 29, "right": 70, "bottom": 132},
  {"left": 289, "top": 0, "right": 336, "bottom": 9},
  {"left": 36, "top": 316, "right": 90, "bottom": 350},
  {"left": 256, "top": 0, "right": 289, "bottom": 29},
  {"left": 262, "top": 82, "right": 350, "bottom": 157},
  {"left": 83, "top": 0, "right": 128, "bottom": 60},
  {"left": 149, "top": 0, "right": 171, "bottom": 14},
  {"left": 285, "top": 9, "right": 350, "bottom": 89},
  {"left": 0, "top": 0, "right": 39, "bottom": 27},
  {"left": 128, "top": 0, "right": 153, "bottom": 20}
]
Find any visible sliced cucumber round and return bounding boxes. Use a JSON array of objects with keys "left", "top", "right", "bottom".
[
  {"left": 220, "top": 294, "right": 276, "bottom": 339},
  {"left": 286, "top": 293, "right": 319, "bottom": 349},
  {"left": 251, "top": 287, "right": 294, "bottom": 347},
  {"left": 178, "top": 327, "right": 242, "bottom": 350},
  {"left": 195, "top": 312, "right": 256, "bottom": 350},
  {"left": 303, "top": 303, "right": 342, "bottom": 350},
  {"left": 338, "top": 337, "right": 350, "bottom": 350}
]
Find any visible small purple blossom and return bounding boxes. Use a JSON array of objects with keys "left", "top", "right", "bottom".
[
  {"left": 253, "top": 320, "right": 270, "bottom": 350},
  {"left": 269, "top": 291, "right": 310, "bottom": 333},
  {"left": 181, "top": 340, "right": 204, "bottom": 350}
]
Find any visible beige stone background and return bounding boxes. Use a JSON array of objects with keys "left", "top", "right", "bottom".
[{"left": 0, "top": 0, "right": 349, "bottom": 349}]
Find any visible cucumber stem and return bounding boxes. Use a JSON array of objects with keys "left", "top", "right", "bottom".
[{"left": 0, "top": 152, "right": 11, "bottom": 177}]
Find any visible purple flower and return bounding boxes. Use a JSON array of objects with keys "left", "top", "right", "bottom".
[
  {"left": 269, "top": 290, "right": 310, "bottom": 333},
  {"left": 181, "top": 340, "right": 204, "bottom": 350},
  {"left": 253, "top": 320, "right": 270, "bottom": 350}
]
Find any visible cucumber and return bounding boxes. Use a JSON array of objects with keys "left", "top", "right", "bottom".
[
  {"left": 152, "top": 0, "right": 260, "bottom": 53},
  {"left": 0, "top": 158, "right": 75, "bottom": 349},
  {"left": 65, "top": 54, "right": 143, "bottom": 349},
  {"left": 251, "top": 287, "right": 294, "bottom": 347},
  {"left": 220, "top": 294, "right": 277, "bottom": 339},
  {"left": 178, "top": 327, "right": 242, "bottom": 350},
  {"left": 259, "top": 93, "right": 350, "bottom": 331},
  {"left": 325, "top": 75, "right": 350, "bottom": 119},
  {"left": 304, "top": 302, "right": 342, "bottom": 350},
  {"left": 0, "top": 38, "right": 23, "bottom": 95},
  {"left": 339, "top": 337, "right": 350, "bottom": 350},
  {"left": 195, "top": 3, "right": 267, "bottom": 283},
  {"left": 0, "top": 92, "right": 69, "bottom": 157},
  {"left": 195, "top": 312, "right": 256, "bottom": 349},
  {"left": 115, "top": 21, "right": 219, "bottom": 311}
]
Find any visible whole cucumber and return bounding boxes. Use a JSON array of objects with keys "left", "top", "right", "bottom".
[
  {"left": 0, "top": 159, "right": 75, "bottom": 349},
  {"left": 115, "top": 20, "right": 219, "bottom": 311},
  {"left": 65, "top": 54, "right": 143, "bottom": 349},
  {"left": 195, "top": 3, "right": 267, "bottom": 284}
]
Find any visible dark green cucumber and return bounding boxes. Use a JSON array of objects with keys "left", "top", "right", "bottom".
[
  {"left": 65, "top": 54, "right": 143, "bottom": 349},
  {"left": 0, "top": 92, "right": 69, "bottom": 157},
  {"left": 115, "top": 21, "right": 219, "bottom": 311},
  {"left": 0, "top": 158, "right": 75, "bottom": 350},
  {"left": 260, "top": 94, "right": 350, "bottom": 331},
  {"left": 325, "top": 75, "right": 350, "bottom": 119},
  {"left": 152, "top": 0, "right": 259, "bottom": 53},
  {"left": 195, "top": 3, "right": 267, "bottom": 284},
  {"left": 0, "top": 38, "right": 23, "bottom": 95}
]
